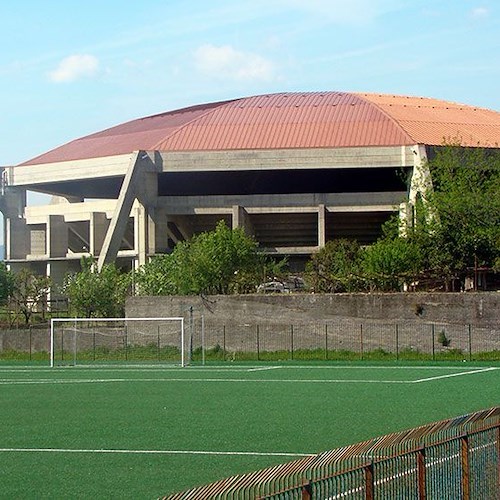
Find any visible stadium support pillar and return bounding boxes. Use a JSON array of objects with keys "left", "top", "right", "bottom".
[
  {"left": 5, "top": 216, "right": 29, "bottom": 260},
  {"left": 47, "top": 215, "right": 67, "bottom": 258},
  {"left": 90, "top": 212, "right": 108, "bottom": 256},
  {"left": 0, "top": 184, "right": 28, "bottom": 260},
  {"left": 404, "top": 144, "right": 435, "bottom": 231},
  {"left": 318, "top": 204, "right": 327, "bottom": 247},
  {"left": 409, "top": 145, "right": 432, "bottom": 204},
  {"left": 97, "top": 151, "right": 159, "bottom": 271},
  {"left": 47, "top": 261, "right": 68, "bottom": 302},
  {"left": 150, "top": 208, "right": 170, "bottom": 253},
  {"left": 398, "top": 202, "right": 412, "bottom": 237},
  {"left": 232, "top": 205, "right": 254, "bottom": 236}
]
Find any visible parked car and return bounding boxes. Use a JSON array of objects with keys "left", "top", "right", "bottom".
[{"left": 256, "top": 281, "right": 289, "bottom": 293}]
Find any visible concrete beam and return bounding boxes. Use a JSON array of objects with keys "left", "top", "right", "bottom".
[
  {"left": 157, "top": 192, "right": 406, "bottom": 213},
  {"left": 159, "top": 146, "right": 414, "bottom": 172},
  {"left": 8, "top": 154, "right": 132, "bottom": 187}
]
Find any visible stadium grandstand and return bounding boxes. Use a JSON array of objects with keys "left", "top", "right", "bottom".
[{"left": 1, "top": 91, "right": 500, "bottom": 293}]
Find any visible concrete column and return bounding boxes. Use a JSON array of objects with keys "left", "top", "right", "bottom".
[
  {"left": 135, "top": 205, "right": 148, "bottom": 267},
  {"left": 145, "top": 206, "right": 170, "bottom": 255},
  {"left": 90, "top": 212, "right": 108, "bottom": 257},
  {"left": 47, "top": 261, "right": 68, "bottom": 301},
  {"left": 407, "top": 144, "right": 435, "bottom": 228},
  {"left": 318, "top": 204, "right": 327, "bottom": 247},
  {"left": 398, "top": 202, "right": 412, "bottom": 237},
  {"left": 232, "top": 205, "right": 255, "bottom": 236},
  {"left": 47, "top": 215, "right": 67, "bottom": 258},
  {"left": 6, "top": 217, "right": 28, "bottom": 259},
  {"left": 1, "top": 186, "right": 28, "bottom": 260},
  {"left": 409, "top": 145, "right": 432, "bottom": 204}
]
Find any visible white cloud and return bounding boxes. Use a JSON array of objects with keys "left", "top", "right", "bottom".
[
  {"left": 471, "top": 7, "right": 489, "bottom": 19},
  {"left": 48, "top": 54, "right": 99, "bottom": 83},
  {"left": 194, "top": 44, "right": 275, "bottom": 81}
]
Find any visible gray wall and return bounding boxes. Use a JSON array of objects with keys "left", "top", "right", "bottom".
[{"left": 126, "top": 292, "right": 499, "bottom": 326}]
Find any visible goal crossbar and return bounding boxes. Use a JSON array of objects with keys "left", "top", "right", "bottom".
[{"left": 50, "top": 317, "right": 185, "bottom": 367}]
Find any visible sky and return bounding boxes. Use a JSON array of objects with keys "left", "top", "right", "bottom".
[{"left": 0, "top": 0, "right": 499, "bottom": 215}]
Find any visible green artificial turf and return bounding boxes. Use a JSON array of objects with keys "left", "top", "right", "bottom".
[{"left": 0, "top": 362, "right": 498, "bottom": 498}]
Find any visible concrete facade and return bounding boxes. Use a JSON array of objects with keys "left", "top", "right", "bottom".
[{"left": 0, "top": 144, "right": 422, "bottom": 284}]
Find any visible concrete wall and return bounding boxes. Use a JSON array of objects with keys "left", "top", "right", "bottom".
[{"left": 126, "top": 292, "right": 499, "bottom": 326}]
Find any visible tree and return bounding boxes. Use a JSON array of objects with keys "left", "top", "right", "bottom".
[
  {"left": 10, "top": 268, "right": 52, "bottom": 325},
  {"left": 422, "top": 145, "right": 500, "bottom": 282},
  {"left": 136, "top": 221, "right": 286, "bottom": 295},
  {"left": 305, "top": 239, "right": 363, "bottom": 292},
  {"left": 361, "top": 236, "right": 424, "bottom": 292},
  {"left": 63, "top": 257, "right": 131, "bottom": 317}
]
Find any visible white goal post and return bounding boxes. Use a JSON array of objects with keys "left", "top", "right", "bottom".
[{"left": 50, "top": 317, "right": 185, "bottom": 367}]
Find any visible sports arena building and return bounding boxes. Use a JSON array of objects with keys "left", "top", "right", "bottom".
[{"left": 1, "top": 91, "right": 499, "bottom": 291}]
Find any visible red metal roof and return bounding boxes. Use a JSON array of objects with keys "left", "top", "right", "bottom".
[{"left": 21, "top": 91, "right": 500, "bottom": 166}]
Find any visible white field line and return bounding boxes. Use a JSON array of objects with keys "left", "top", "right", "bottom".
[
  {"left": 247, "top": 366, "right": 282, "bottom": 372},
  {"left": 0, "top": 377, "right": 414, "bottom": 385},
  {"left": 0, "top": 365, "right": 490, "bottom": 373},
  {"left": 412, "top": 366, "right": 498, "bottom": 383},
  {"left": 0, "top": 447, "right": 314, "bottom": 458}
]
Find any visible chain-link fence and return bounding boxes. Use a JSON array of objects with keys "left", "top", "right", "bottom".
[
  {"left": 186, "top": 317, "right": 500, "bottom": 363},
  {"left": 0, "top": 318, "right": 498, "bottom": 362}
]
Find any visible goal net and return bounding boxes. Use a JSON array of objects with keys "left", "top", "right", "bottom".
[{"left": 50, "top": 317, "right": 185, "bottom": 367}]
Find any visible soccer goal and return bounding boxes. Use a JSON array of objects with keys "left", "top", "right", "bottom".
[{"left": 50, "top": 317, "right": 185, "bottom": 367}]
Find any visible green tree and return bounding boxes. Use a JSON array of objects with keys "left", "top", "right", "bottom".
[
  {"left": 133, "top": 254, "right": 176, "bottom": 296},
  {"left": 305, "top": 239, "right": 363, "bottom": 292},
  {"left": 424, "top": 145, "right": 500, "bottom": 278},
  {"left": 10, "top": 268, "right": 52, "bottom": 325},
  {"left": 63, "top": 257, "right": 131, "bottom": 317},
  {"left": 361, "top": 236, "right": 424, "bottom": 292},
  {"left": 136, "top": 221, "right": 286, "bottom": 295}
]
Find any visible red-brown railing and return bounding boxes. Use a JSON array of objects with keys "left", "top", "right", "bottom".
[{"left": 165, "top": 407, "right": 499, "bottom": 499}]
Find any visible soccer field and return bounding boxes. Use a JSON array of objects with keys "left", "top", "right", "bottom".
[{"left": 0, "top": 362, "right": 498, "bottom": 498}]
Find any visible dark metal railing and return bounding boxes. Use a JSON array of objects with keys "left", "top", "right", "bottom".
[{"left": 165, "top": 407, "right": 500, "bottom": 499}]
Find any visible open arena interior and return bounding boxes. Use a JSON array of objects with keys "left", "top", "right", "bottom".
[{"left": 1, "top": 91, "right": 500, "bottom": 293}]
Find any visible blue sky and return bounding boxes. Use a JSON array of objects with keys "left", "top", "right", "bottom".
[{"left": 0, "top": 1, "right": 499, "bottom": 169}]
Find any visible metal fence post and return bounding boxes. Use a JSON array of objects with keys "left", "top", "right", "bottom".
[
  {"left": 431, "top": 324, "right": 435, "bottom": 361},
  {"left": 468, "top": 324, "right": 472, "bottom": 361},
  {"left": 461, "top": 435, "right": 470, "bottom": 500},
  {"left": 223, "top": 325, "right": 226, "bottom": 361},
  {"left": 325, "top": 323, "right": 328, "bottom": 360},
  {"left": 365, "top": 462, "right": 374, "bottom": 500},
  {"left": 417, "top": 447, "right": 427, "bottom": 500},
  {"left": 29, "top": 326, "right": 32, "bottom": 361},
  {"left": 360, "top": 323, "right": 364, "bottom": 360},
  {"left": 396, "top": 324, "right": 399, "bottom": 360},
  {"left": 256, "top": 324, "right": 260, "bottom": 361},
  {"left": 497, "top": 425, "right": 500, "bottom": 495},
  {"left": 157, "top": 325, "right": 161, "bottom": 362},
  {"left": 301, "top": 481, "right": 312, "bottom": 500},
  {"left": 125, "top": 325, "right": 128, "bottom": 361}
]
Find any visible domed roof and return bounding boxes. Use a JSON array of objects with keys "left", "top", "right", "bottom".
[{"left": 22, "top": 91, "right": 500, "bottom": 166}]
